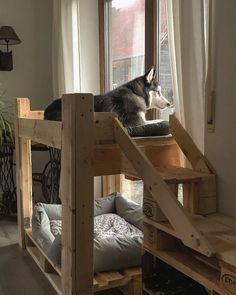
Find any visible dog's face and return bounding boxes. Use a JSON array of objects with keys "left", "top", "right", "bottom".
[{"left": 145, "top": 68, "right": 170, "bottom": 110}]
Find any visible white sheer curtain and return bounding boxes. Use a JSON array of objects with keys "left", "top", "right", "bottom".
[
  {"left": 52, "top": 0, "right": 81, "bottom": 98},
  {"left": 166, "top": 0, "right": 208, "bottom": 152}
]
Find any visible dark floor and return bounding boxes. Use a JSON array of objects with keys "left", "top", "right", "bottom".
[{"left": 0, "top": 216, "right": 121, "bottom": 295}]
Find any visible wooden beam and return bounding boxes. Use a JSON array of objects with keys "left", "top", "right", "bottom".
[
  {"left": 170, "top": 114, "right": 214, "bottom": 173},
  {"left": 114, "top": 118, "right": 215, "bottom": 257},
  {"left": 15, "top": 98, "right": 33, "bottom": 248},
  {"left": 61, "top": 94, "right": 94, "bottom": 295},
  {"left": 18, "top": 118, "right": 62, "bottom": 149}
]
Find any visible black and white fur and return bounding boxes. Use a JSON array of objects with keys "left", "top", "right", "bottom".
[{"left": 44, "top": 67, "right": 170, "bottom": 127}]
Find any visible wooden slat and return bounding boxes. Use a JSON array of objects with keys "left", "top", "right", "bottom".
[
  {"left": 170, "top": 114, "right": 213, "bottom": 173},
  {"left": 61, "top": 94, "right": 94, "bottom": 295},
  {"left": 114, "top": 118, "right": 214, "bottom": 257},
  {"left": 26, "top": 246, "right": 62, "bottom": 295},
  {"left": 15, "top": 98, "right": 33, "bottom": 248},
  {"left": 144, "top": 246, "right": 226, "bottom": 295},
  {"left": 18, "top": 118, "right": 62, "bottom": 149},
  {"left": 94, "top": 112, "right": 116, "bottom": 143},
  {"left": 25, "top": 229, "right": 62, "bottom": 276}
]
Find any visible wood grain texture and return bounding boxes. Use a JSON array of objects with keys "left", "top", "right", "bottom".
[
  {"left": 61, "top": 94, "right": 94, "bottom": 295},
  {"left": 15, "top": 98, "right": 33, "bottom": 248},
  {"left": 114, "top": 117, "right": 214, "bottom": 257}
]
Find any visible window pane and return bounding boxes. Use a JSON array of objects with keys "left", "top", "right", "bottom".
[
  {"left": 159, "top": 0, "right": 173, "bottom": 119},
  {"left": 109, "top": 0, "right": 145, "bottom": 89}
]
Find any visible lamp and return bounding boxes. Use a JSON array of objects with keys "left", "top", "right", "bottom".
[{"left": 0, "top": 26, "right": 21, "bottom": 71}]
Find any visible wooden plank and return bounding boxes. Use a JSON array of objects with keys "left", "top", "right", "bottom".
[
  {"left": 15, "top": 98, "right": 33, "bottom": 248},
  {"left": 18, "top": 118, "right": 62, "bottom": 149},
  {"left": 61, "top": 94, "right": 94, "bottom": 295},
  {"left": 170, "top": 114, "right": 213, "bottom": 173},
  {"left": 183, "top": 183, "right": 199, "bottom": 214},
  {"left": 220, "top": 262, "right": 236, "bottom": 295},
  {"left": 17, "top": 109, "right": 44, "bottom": 119},
  {"left": 198, "top": 197, "right": 217, "bottom": 215},
  {"left": 25, "top": 229, "right": 62, "bottom": 276},
  {"left": 26, "top": 246, "right": 62, "bottom": 295},
  {"left": 114, "top": 118, "right": 214, "bottom": 257},
  {"left": 94, "top": 112, "right": 115, "bottom": 143},
  {"left": 144, "top": 247, "right": 226, "bottom": 295},
  {"left": 144, "top": 142, "right": 182, "bottom": 167},
  {"left": 94, "top": 148, "right": 121, "bottom": 176}
]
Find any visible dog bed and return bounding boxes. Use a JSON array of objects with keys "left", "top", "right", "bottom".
[
  {"left": 127, "top": 120, "right": 170, "bottom": 137},
  {"left": 32, "top": 193, "right": 143, "bottom": 273}
]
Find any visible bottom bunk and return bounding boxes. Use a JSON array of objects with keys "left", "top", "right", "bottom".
[{"left": 26, "top": 193, "right": 143, "bottom": 294}]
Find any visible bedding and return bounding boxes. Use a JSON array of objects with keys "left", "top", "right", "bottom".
[
  {"left": 32, "top": 193, "right": 143, "bottom": 272},
  {"left": 127, "top": 120, "right": 170, "bottom": 137}
]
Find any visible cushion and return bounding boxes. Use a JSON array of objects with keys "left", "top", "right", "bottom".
[
  {"left": 50, "top": 220, "right": 62, "bottom": 236},
  {"left": 94, "top": 213, "right": 143, "bottom": 272},
  {"left": 32, "top": 203, "right": 55, "bottom": 252},
  {"left": 127, "top": 121, "right": 170, "bottom": 137},
  {"left": 94, "top": 193, "right": 116, "bottom": 216},
  {"left": 32, "top": 193, "right": 143, "bottom": 272},
  {"left": 46, "top": 213, "right": 143, "bottom": 272},
  {"left": 115, "top": 195, "right": 143, "bottom": 230},
  {"left": 47, "top": 235, "right": 62, "bottom": 266}
]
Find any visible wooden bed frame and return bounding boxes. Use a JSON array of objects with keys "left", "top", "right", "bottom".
[
  {"left": 15, "top": 93, "right": 181, "bottom": 295},
  {"left": 15, "top": 93, "right": 236, "bottom": 295}
]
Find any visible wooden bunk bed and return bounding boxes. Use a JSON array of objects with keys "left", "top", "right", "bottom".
[
  {"left": 14, "top": 93, "right": 181, "bottom": 295},
  {"left": 15, "top": 93, "right": 236, "bottom": 295}
]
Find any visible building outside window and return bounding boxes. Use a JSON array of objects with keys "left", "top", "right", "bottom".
[{"left": 101, "top": 0, "right": 173, "bottom": 203}]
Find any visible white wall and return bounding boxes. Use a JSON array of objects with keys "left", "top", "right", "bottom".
[
  {"left": 0, "top": 0, "right": 102, "bottom": 198},
  {"left": 205, "top": 0, "right": 236, "bottom": 217},
  {"left": 0, "top": 0, "right": 53, "bottom": 200},
  {"left": 0, "top": 0, "right": 53, "bottom": 109}
]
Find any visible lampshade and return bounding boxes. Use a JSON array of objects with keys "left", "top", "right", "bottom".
[{"left": 0, "top": 26, "right": 21, "bottom": 45}]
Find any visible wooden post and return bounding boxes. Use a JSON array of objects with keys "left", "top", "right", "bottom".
[
  {"left": 15, "top": 98, "right": 33, "bottom": 248},
  {"left": 61, "top": 94, "right": 94, "bottom": 295},
  {"left": 169, "top": 114, "right": 214, "bottom": 173}
]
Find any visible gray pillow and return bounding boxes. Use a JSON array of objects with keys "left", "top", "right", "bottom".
[
  {"left": 48, "top": 233, "right": 143, "bottom": 272},
  {"left": 40, "top": 203, "right": 62, "bottom": 220},
  {"left": 94, "top": 235, "right": 142, "bottom": 273},
  {"left": 94, "top": 193, "right": 117, "bottom": 216},
  {"left": 115, "top": 196, "right": 143, "bottom": 230},
  {"left": 47, "top": 235, "right": 61, "bottom": 266},
  {"left": 32, "top": 203, "right": 55, "bottom": 252}
]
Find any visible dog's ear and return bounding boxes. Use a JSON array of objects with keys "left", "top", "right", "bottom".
[{"left": 145, "top": 67, "right": 156, "bottom": 83}]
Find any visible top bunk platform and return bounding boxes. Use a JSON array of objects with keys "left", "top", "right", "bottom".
[{"left": 16, "top": 95, "right": 183, "bottom": 176}]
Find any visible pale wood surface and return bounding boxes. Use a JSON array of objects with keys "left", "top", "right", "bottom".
[
  {"left": 170, "top": 114, "right": 213, "bottom": 173},
  {"left": 61, "top": 94, "right": 94, "bottom": 295},
  {"left": 143, "top": 246, "right": 227, "bottom": 295},
  {"left": 19, "top": 118, "right": 62, "bottom": 149},
  {"left": 114, "top": 117, "right": 214, "bottom": 257},
  {"left": 15, "top": 98, "right": 33, "bottom": 248}
]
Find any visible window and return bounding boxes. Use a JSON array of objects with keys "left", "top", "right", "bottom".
[
  {"left": 99, "top": 0, "right": 173, "bottom": 203},
  {"left": 104, "top": 0, "right": 145, "bottom": 90},
  {"left": 159, "top": 0, "right": 173, "bottom": 120}
]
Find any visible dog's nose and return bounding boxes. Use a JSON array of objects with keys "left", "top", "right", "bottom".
[{"left": 167, "top": 102, "right": 171, "bottom": 107}]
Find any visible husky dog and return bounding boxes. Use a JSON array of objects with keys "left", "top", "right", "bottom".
[{"left": 44, "top": 67, "right": 170, "bottom": 127}]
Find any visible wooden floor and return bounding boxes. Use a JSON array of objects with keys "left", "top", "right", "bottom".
[{"left": 0, "top": 216, "right": 121, "bottom": 295}]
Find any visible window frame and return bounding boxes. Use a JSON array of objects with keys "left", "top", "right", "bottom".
[{"left": 98, "top": 0, "right": 167, "bottom": 195}]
